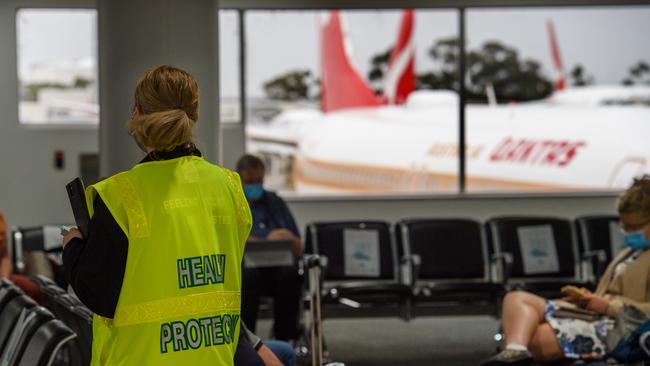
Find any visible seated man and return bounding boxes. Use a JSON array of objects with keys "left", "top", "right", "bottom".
[{"left": 237, "top": 154, "right": 303, "bottom": 341}]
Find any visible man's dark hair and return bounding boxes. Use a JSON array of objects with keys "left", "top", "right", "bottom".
[{"left": 236, "top": 154, "right": 265, "bottom": 173}]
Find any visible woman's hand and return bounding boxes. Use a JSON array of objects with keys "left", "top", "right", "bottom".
[
  {"left": 579, "top": 293, "right": 610, "bottom": 315},
  {"left": 62, "top": 229, "right": 83, "bottom": 248}
]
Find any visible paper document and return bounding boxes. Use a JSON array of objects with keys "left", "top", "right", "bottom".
[
  {"left": 517, "top": 225, "right": 560, "bottom": 275},
  {"left": 43, "top": 225, "right": 63, "bottom": 250},
  {"left": 343, "top": 229, "right": 380, "bottom": 277}
]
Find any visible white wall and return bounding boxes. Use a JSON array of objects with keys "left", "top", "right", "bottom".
[
  {"left": 221, "top": 123, "right": 246, "bottom": 170},
  {"left": 0, "top": 0, "right": 99, "bottom": 227}
]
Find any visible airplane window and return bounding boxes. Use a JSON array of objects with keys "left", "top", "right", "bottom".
[
  {"left": 465, "top": 6, "right": 650, "bottom": 193},
  {"left": 16, "top": 9, "right": 98, "bottom": 125},
  {"left": 241, "top": 9, "right": 460, "bottom": 195}
]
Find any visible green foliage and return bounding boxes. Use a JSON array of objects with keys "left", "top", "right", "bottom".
[
  {"left": 263, "top": 70, "right": 315, "bottom": 101},
  {"left": 570, "top": 64, "right": 594, "bottom": 87},
  {"left": 368, "top": 47, "right": 393, "bottom": 93},
  {"left": 23, "top": 82, "right": 68, "bottom": 102},
  {"left": 368, "top": 36, "right": 554, "bottom": 103},
  {"left": 622, "top": 60, "right": 650, "bottom": 86},
  {"left": 74, "top": 77, "right": 93, "bottom": 88}
]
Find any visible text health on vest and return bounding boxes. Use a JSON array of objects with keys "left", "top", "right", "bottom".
[{"left": 177, "top": 254, "right": 227, "bottom": 289}]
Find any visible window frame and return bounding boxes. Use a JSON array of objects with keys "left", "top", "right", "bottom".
[
  {"left": 15, "top": 0, "right": 98, "bottom": 129},
  {"left": 222, "top": 0, "right": 650, "bottom": 197}
]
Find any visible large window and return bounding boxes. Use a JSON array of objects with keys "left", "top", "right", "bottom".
[
  {"left": 236, "top": 10, "right": 459, "bottom": 194},
  {"left": 16, "top": 9, "right": 98, "bottom": 125},
  {"left": 466, "top": 6, "right": 650, "bottom": 193},
  {"left": 224, "top": 5, "right": 650, "bottom": 196}
]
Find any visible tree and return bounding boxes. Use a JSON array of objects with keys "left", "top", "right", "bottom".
[
  {"left": 367, "top": 47, "right": 392, "bottom": 93},
  {"left": 74, "top": 77, "right": 93, "bottom": 88},
  {"left": 570, "top": 64, "right": 594, "bottom": 87},
  {"left": 622, "top": 60, "right": 650, "bottom": 86},
  {"left": 263, "top": 70, "right": 315, "bottom": 101},
  {"left": 464, "top": 41, "right": 552, "bottom": 102},
  {"left": 367, "top": 36, "right": 554, "bottom": 103}
]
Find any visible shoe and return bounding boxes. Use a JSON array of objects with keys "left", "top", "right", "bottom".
[{"left": 480, "top": 349, "right": 534, "bottom": 366}]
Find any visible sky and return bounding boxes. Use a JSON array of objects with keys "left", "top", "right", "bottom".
[
  {"left": 220, "top": 6, "right": 650, "bottom": 97},
  {"left": 14, "top": 7, "right": 650, "bottom": 98},
  {"left": 16, "top": 9, "right": 97, "bottom": 80}
]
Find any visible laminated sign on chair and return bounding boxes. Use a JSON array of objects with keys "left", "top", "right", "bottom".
[
  {"left": 343, "top": 229, "right": 380, "bottom": 277},
  {"left": 517, "top": 225, "right": 560, "bottom": 275}
]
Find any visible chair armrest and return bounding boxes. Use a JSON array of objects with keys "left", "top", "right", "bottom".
[
  {"left": 581, "top": 250, "right": 607, "bottom": 282},
  {"left": 490, "top": 252, "right": 513, "bottom": 285},
  {"left": 304, "top": 254, "right": 328, "bottom": 269},
  {"left": 399, "top": 254, "right": 420, "bottom": 287}
]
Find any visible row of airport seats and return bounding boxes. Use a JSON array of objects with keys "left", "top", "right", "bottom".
[
  {"left": 0, "top": 279, "right": 76, "bottom": 366},
  {"left": 30, "top": 276, "right": 93, "bottom": 366},
  {"left": 304, "top": 215, "right": 620, "bottom": 320}
]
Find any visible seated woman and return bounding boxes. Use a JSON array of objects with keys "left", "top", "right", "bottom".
[{"left": 483, "top": 175, "right": 650, "bottom": 366}]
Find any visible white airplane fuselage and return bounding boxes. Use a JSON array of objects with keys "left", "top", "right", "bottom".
[{"left": 248, "top": 88, "right": 650, "bottom": 194}]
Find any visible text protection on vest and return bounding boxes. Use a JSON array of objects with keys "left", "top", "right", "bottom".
[{"left": 160, "top": 314, "right": 239, "bottom": 353}]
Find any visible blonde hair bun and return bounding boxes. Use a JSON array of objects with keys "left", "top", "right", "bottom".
[{"left": 128, "top": 65, "right": 199, "bottom": 152}]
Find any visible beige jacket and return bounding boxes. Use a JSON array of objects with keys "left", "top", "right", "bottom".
[{"left": 595, "top": 247, "right": 650, "bottom": 317}]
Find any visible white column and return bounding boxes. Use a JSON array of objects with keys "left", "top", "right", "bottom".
[{"left": 98, "top": 0, "right": 220, "bottom": 175}]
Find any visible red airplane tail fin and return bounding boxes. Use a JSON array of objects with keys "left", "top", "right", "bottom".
[
  {"left": 547, "top": 20, "right": 566, "bottom": 91},
  {"left": 384, "top": 9, "right": 416, "bottom": 104},
  {"left": 320, "top": 11, "right": 382, "bottom": 113}
]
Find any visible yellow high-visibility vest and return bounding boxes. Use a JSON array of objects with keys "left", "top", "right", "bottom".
[{"left": 85, "top": 155, "right": 252, "bottom": 366}]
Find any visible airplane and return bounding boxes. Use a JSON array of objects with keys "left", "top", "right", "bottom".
[{"left": 246, "top": 10, "right": 650, "bottom": 194}]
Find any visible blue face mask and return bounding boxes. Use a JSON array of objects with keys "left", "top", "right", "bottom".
[
  {"left": 624, "top": 230, "right": 650, "bottom": 250},
  {"left": 244, "top": 184, "right": 264, "bottom": 201}
]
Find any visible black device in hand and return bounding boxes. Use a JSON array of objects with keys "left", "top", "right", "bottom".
[{"left": 66, "top": 177, "right": 90, "bottom": 238}]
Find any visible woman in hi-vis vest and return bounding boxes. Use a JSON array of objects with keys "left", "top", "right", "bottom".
[{"left": 62, "top": 65, "right": 252, "bottom": 366}]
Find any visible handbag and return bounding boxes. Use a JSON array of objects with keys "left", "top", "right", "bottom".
[{"left": 606, "top": 304, "right": 650, "bottom": 352}]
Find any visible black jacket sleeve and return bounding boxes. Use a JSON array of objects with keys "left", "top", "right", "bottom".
[{"left": 63, "top": 196, "right": 128, "bottom": 318}]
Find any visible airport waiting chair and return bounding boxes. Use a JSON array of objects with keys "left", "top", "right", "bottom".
[
  {"left": 14, "top": 319, "right": 76, "bottom": 366},
  {"left": 10, "top": 226, "right": 66, "bottom": 286},
  {"left": 0, "top": 281, "right": 22, "bottom": 313},
  {"left": 0, "top": 305, "right": 57, "bottom": 366},
  {"left": 30, "top": 277, "right": 92, "bottom": 366},
  {"left": 30, "top": 275, "right": 59, "bottom": 289},
  {"left": 304, "top": 221, "right": 412, "bottom": 319},
  {"left": 395, "top": 218, "right": 506, "bottom": 317},
  {"left": 485, "top": 216, "right": 588, "bottom": 298},
  {"left": 0, "top": 294, "right": 37, "bottom": 355},
  {"left": 575, "top": 215, "right": 622, "bottom": 282},
  {"left": 50, "top": 293, "right": 93, "bottom": 366},
  {"left": 31, "top": 275, "right": 66, "bottom": 311}
]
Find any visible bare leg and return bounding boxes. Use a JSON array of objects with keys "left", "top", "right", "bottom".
[
  {"left": 501, "top": 291, "right": 548, "bottom": 346},
  {"left": 529, "top": 323, "right": 563, "bottom": 362}
]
